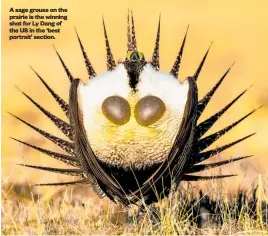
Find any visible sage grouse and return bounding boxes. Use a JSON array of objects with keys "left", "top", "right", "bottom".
[{"left": 10, "top": 13, "right": 259, "bottom": 206}]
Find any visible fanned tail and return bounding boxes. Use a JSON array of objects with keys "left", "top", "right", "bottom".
[
  {"left": 181, "top": 40, "right": 258, "bottom": 181},
  {"left": 10, "top": 16, "right": 259, "bottom": 191}
]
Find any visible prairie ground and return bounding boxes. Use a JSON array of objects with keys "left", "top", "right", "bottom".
[{"left": 2, "top": 176, "right": 268, "bottom": 235}]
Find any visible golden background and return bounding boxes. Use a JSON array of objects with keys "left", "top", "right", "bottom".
[{"left": 2, "top": 0, "right": 268, "bottom": 195}]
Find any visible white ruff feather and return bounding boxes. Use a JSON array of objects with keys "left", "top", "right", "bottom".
[
  {"left": 138, "top": 64, "right": 189, "bottom": 111},
  {"left": 78, "top": 63, "right": 189, "bottom": 169}
]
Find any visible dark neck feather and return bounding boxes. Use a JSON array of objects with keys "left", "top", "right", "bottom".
[{"left": 124, "top": 61, "right": 146, "bottom": 91}]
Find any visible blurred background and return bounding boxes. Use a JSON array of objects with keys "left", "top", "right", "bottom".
[{"left": 2, "top": 0, "right": 268, "bottom": 199}]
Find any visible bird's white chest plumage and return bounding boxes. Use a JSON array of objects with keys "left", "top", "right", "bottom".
[{"left": 78, "top": 63, "right": 189, "bottom": 169}]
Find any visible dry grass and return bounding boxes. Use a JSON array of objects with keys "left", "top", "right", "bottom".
[{"left": 2, "top": 176, "right": 268, "bottom": 235}]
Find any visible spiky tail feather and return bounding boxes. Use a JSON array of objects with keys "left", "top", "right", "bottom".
[
  {"left": 150, "top": 15, "right": 161, "bottom": 71},
  {"left": 170, "top": 26, "right": 188, "bottom": 78},
  {"left": 102, "top": 17, "right": 116, "bottom": 70}
]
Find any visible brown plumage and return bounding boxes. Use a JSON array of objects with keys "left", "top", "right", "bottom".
[{"left": 10, "top": 14, "right": 259, "bottom": 207}]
